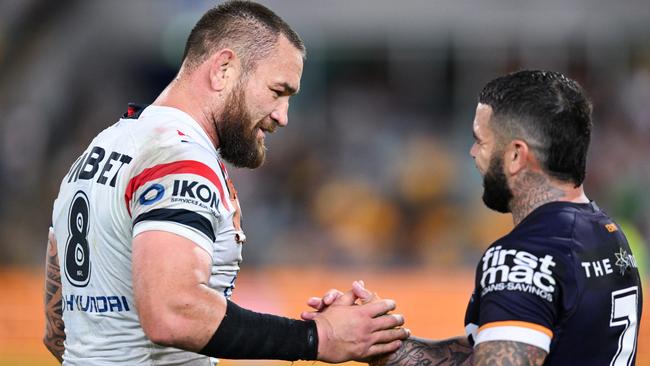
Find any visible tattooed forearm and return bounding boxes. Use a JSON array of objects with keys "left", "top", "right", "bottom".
[
  {"left": 373, "top": 336, "right": 473, "bottom": 366},
  {"left": 371, "top": 337, "right": 545, "bottom": 366},
  {"left": 44, "top": 230, "right": 65, "bottom": 363},
  {"left": 474, "top": 341, "right": 546, "bottom": 366}
]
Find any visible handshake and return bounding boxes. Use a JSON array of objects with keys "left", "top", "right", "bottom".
[{"left": 300, "top": 280, "right": 410, "bottom": 363}]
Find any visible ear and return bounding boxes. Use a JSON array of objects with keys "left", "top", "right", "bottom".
[
  {"left": 504, "top": 139, "right": 530, "bottom": 176},
  {"left": 207, "top": 48, "right": 239, "bottom": 92}
]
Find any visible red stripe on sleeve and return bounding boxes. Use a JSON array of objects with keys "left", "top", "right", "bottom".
[{"left": 125, "top": 160, "right": 230, "bottom": 216}]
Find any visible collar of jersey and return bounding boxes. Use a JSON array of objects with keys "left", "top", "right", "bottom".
[
  {"left": 138, "top": 105, "right": 218, "bottom": 155},
  {"left": 517, "top": 200, "right": 600, "bottom": 228}
]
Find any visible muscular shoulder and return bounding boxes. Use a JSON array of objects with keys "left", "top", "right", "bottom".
[
  {"left": 121, "top": 106, "right": 233, "bottom": 224},
  {"left": 128, "top": 115, "right": 218, "bottom": 171},
  {"left": 510, "top": 201, "right": 606, "bottom": 245},
  {"left": 489, "top": 204, "right": 581, "bottom": 268}
]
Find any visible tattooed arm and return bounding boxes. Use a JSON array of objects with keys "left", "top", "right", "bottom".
[
  {"left": 474, "top": 341, "right": 546, "bottom": 365},
  {"left": 43, "top": 229, "right": 65, "bottom": 363},
  {"left": 373, "top": 337, "right": 546, "bottom": 366},
  {"left": 373, "top": 336, "right": 473, "bottom": 366}
]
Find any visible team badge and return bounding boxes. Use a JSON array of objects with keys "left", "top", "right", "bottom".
[{"left": 614, "top": 247, "right": 637, "bottom": 275}]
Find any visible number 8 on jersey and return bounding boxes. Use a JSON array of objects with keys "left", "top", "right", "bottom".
[{"left": 64, "top": 190, "right": 91, "bottom": 287}]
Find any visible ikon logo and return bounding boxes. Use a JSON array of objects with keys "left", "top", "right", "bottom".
[{"left": 172, "top": 180, "right": 220, "bottom": 210}]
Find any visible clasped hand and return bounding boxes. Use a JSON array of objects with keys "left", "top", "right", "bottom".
[{"left": 302, "top": 281, "right": 410, "bottom": 363}]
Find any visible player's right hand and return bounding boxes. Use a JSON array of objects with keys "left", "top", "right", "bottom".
[{"left": 310, "top": 282, "right": 409, "bottom": 363}]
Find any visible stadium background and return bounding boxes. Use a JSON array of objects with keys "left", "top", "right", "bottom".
[{"left": 0, "top": 0, "right": 648, "bottom": 364}]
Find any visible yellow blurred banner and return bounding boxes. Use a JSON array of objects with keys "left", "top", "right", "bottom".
[{"left": 1, "top": 267, "right": 647, "bottom": 366}]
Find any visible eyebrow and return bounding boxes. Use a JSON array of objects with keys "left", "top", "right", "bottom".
[{"left": 274, "top": 82, "right": 299, "bottom": 96}]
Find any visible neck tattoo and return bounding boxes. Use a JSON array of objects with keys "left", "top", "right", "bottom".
[{"left": 509, "top": 170, "right": 565, "bottom": 225}]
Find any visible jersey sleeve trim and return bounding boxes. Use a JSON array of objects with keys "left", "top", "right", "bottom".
[
  {"left": 475, "top": 321, "right": 552, "bottom": 352},
  {"left": 465, "top": 323, "right": 479, "bottom": 344},
  {"left": 133, "top": 220, "right": 213, "bottom": 259},
  {"left": 125, "top": 160, "right": 230, "bottom": 216},
  {"left": 478, "top": 320, "right": 553, "bottom": 338},
  {"left": 133, "top": 208, "right": 216, "bottom": 242}
]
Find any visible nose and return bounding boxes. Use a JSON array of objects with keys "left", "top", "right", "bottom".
[
  {"left": 270, "top": 101, "right": 289, "bottom": 127},
  {"left": 470, "top": 142, "right": 478, "bottom": 158}
]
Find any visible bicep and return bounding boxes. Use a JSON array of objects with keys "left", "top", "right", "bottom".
[
  {"left": 132, "top": 230, "right": 228, "bottom": 350},
  {"left": 474, "top": 340, "right": 546, "bottom": 366},
  {"left": 132, "top": 230, "right": 213, "bottom": 306}
]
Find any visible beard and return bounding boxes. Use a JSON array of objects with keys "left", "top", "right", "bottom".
[
  {"left": 215, "top": 86, "right": 267, "bottom": 169},
  {"left": 482, "top": 154, "right": 513, "bottom": 213}
]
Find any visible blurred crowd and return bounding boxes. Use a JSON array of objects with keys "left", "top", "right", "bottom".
[{"left": 0, "top": 0, "right": 648, "bottom": 273}]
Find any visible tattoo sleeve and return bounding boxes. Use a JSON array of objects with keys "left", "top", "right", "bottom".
[
  {"left": 372, "top": 337, "right": 547, "bottom": 366},
  {"left": 474, "top": 340, "right": 546, "bottom": 366},
  {"left": 373, "top": 336, "right": 474, "bottom": 366},
  {"left": 44, "top": 229, "right": 65, "bottom": 363}
]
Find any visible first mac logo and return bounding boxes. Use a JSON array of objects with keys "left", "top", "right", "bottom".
[{"left": 479, "top": 245, "right": 557, "bottom": 302}]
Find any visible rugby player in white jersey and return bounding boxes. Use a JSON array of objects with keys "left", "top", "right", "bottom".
[{"left": 42, "top": 2, "right": 409, "bottom": 364}]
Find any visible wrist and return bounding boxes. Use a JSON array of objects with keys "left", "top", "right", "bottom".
[
  {"left": 200, "top": 300, "right": 318, "bottom": 360},
  {"left": 305, "top": 319, "right": 319, "bottom": 359},
  {"left": 313, "top": 316, "right": 333, "bottom": 360}
]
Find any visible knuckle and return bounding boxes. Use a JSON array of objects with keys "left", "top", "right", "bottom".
[{"left": 354, "top": 343, "right": 366, "bottom": 358}]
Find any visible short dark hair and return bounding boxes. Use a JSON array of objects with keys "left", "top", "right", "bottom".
[
  {"left": 182, "top": 1, "right": 305, "bottom": 73},
  {"left": 479, "top": 70, "right": 593, "bottom": 187}
]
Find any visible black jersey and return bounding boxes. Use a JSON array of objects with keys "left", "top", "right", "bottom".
[{"left": 464, "top": 201, "right": 643, "bottom": 365}]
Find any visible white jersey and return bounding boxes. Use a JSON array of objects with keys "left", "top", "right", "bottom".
[{"left": 51, "top": 105, "right": 245, "bottom": 365}]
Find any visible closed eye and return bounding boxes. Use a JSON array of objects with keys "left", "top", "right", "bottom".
[
  {"left": 270, "top": 82, "right": 299, "bottom": 97},
  {"left": 473, "top": 131, "right": 482, "bottom": 144},
  {"left": 270, "top": 88, "right": 285, "bottom": 99}
]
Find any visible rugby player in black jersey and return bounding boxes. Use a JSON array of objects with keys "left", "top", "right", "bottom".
[{"left": 305, "top": 70, "right": 643, "bottom": 365}]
